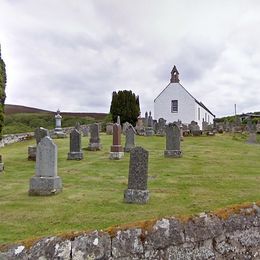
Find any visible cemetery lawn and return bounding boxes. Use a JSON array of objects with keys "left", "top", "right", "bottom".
[{"left": 0, "top": 133, "right": 260, "bottom": 245}]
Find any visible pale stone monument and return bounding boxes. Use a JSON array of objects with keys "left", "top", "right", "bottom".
[
  {"left": 67, "top": 129, "right": 83, "bottom": 160},
  {"left": 53, "top": 109, "right": 66, "bottom": 138},
  {"left": 106, "top": 123, "right": 113, "bottom": 135},
  {"left": 124, "top": 147, "right": 149, "bottom": 204},
  {"left": 110, "top": 123, "right": 124, "bottom": 159},
  {"left": 87, "top": 123, "right": 102, "bottom": 151},
  {"left": 29, "top": 136, "right": 62, "bottom": 196},
  {"left": 164, "top": 123, "right": 182, "bottom": 158}
]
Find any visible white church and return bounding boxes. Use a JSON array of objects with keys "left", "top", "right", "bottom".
[{"left": 154, "top": 66, "right": 215, "bottom": 129}]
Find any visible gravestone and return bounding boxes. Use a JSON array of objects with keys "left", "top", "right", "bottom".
[
  {"left": 75, "top": 122, "right": 81, "bottom": 131},
  {"left": 28, "top": 127, "right": 50, "bottom": 161},
  {"left": 164, "top": 123, "right": 182, "bottom": 158},
  {"left": 156, "top": 118, "right": 166, "bottom": 136},
  {"left": 106, "top": 123, "right": 113, "bottom": 135},
  {"left": 122, "top": 122, "right": 131, "bottom": 135},
  {"left": 87, "top": 123, "right": 102, "bottom": 151},
  {"left": 145, "top": 111, "right": 154, "bottom": 136},
  {"left": 29, "top": 136, "right": 62, "bottom": 196},
  {"left": 110, "top": 123, "right": 124, "bottom": 159},
  {"left": 124, "top": 147, "right": 149, "bottom": 204},
  {"left": 0, "top": 155, "right": 4, "bottom": 173},
  {"left": 144, "top": 111, "right": 148, "bottom": 127},
  {"left": 53, "top": 109, "right": 66, "bottom": 138},
  {"left": 124, "top": 124, "right": 136, "bottom": 152},
  {"left": 189, "top": 121, "right": 201, "bottom": 136},
  {"left": 81, "top": 125, "right": 89, "bottom": 137},
  {"left": 67, "top": 129, "right": 83, "bottom": 160},
  {"left": 135, "top": 117, "right": 145, "bottom": 135},
  {"left": 247, "top": 117, "right": 257, "bottom": 144}
]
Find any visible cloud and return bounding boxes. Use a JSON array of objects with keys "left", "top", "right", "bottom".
[{"left": 0, "top": 0, "right": 260, "bottom": 117}]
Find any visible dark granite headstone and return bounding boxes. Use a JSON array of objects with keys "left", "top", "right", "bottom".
[
  {"left": 87, "top": 123, "right": 102, "bottom": 151},
  {"left": 124, "top": 147, "right": 149, "bottom": 204},
  {"left": 164, "top": 123, "right": 182, "bottom": 158},
  {"left": 68, "top": 129, "right": 83, "bottom": 160}
]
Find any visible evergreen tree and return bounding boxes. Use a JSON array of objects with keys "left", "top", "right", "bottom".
[
  {"left": 109, "top": 90, "right": 140, "bottom": 126},
  {"left": 0, "top": 45, "right": 7, "bottom": 139}
]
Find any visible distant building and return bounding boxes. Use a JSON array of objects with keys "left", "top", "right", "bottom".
[{"left": 154, "top": 66, "right": 215, "bottom": 129}]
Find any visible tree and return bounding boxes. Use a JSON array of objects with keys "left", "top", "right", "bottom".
[
  {"left": 109, "top": 90, "right": 140, "bottom": 126},
  {"left": 0, "top": 45, "right": 7, "bottom": 139}
]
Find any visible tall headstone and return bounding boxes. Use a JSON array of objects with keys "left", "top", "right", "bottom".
[
  {"left": 0, "top": 155, "right": 4, "bottom": 173},
  {"left": 53, "top": 109, "right": 66, "bottom": 138},
  {"left": 29, "top": 136, "right": 62, "bottom": 196},
  {"left": 124, "top": 124, "right": 136, "bottom": 152},
  {"left": 144, "top": 112, "right": 148, "bottom": 127},
  {"left": 145, "top": 111, "right": 154, "bottom": 136},
  {"left": 124, "top": 147, "right": 149, "bottom": 204},
  {"left": 157, "top": 118, "right": 166, "bottom": 136},
  {"left": 110, "top": 123, "right": 124, "bottom": 159},
  {"left": 67, "top": 129, "right": 83, "bottom": 160},
  {"left": 164, "top": 123, "right": 182, "bottom": 158},
  {"left": 28, "top": 127, "right": 50, "bottom": 161},
  {"left": 87, "top": 123, "right": 102, "bottom": 151}
]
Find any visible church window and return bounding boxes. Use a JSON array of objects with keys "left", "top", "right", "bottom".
[
  {"left": 198, "top": 107, "right": 200, "bottom": 120},
  {"left": 171, "top": 100, "right": 178, "bottom": 113}
]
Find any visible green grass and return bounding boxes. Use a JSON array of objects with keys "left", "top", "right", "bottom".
[{"left": 0, "top": 133, "right": 259, "bottom": 245}]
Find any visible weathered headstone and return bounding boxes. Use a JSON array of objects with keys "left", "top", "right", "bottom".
[
  {"left": 124, "top": 147, "right": 149, "bottom": 204},
  {"left": 0, "top": 154, "right": 4, "bottom": 172},
  {"left": 122, "top": 122, "right": 131, "bottom": 135},
  {"left": 106, "top": 123, "right": 113, "bottom": 135},
  {"left": 29, "top": 136, "right": 62, "bottom": 196},
  {"left": 81, "top": 125, "right": 89, "bottom": 137},
  {"left": 135, "top": 117, "right": 145, "bottom": 135},
  {"left": 156, "top": 118, "right": 166, "bottom": 136},
  {"left": 189, "top": 121, "right": 201, "bottom": 136},
  {"left": 75, "top": 122, "right": 81, "bottom": 131},
  {"left": 144, "top": 112, "right": 148, "bottom": 127},
  {"left": 145, "top": 111, "right": 154, "bottom": 136},
  {"left": 87, "top": 123, "right": 102, "bottom": 151},
  {"left": 247, "top": 117, "right": 257, "bottom": 144},
  {"left": 28, "top": 127, "right": 50, "bottom": 161},
  {"left": 68, "top": 129, "right": 83, "bottom": 160},
  {"left": 110, "top": 123, "right": 124, "bottom": 159},
  {"left": 164, "top": 123, "right": 182, "bottom": 158},
  {"left": 124, "top": 124, "right": 136, "bottom": 152}
]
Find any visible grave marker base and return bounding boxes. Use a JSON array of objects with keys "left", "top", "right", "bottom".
[
  {"left": 124, "top": 189, "right": 149, "bottom": 204},
  {"left": 29, "top": 176, "right": 62, "bottom": 196}
]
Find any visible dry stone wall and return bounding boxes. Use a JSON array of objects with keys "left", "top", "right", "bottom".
[{"left": 1, "top": 203, "right": 259, "bottom": 259}]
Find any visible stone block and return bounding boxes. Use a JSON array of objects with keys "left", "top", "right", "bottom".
[
  {"left": 109, "top": 152, "right": 124, "bottom": 160},
  {"left": 164, "top": 150, "right": 182, "bottom": 158},
  {"left": 124, "top": 189, "right": 149, "bottom": 204},
  {"left": 29, "top": 176, "right": 62, "bottom": 196},
  {"left": 67, "top": 151, "right": 83, "bottom": 160},
  {"left": 71, "top": 231, "right": 111, "bottom": 260}
]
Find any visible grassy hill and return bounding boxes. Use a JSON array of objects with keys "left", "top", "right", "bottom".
[
  {"left": 0, "top": 133, "right": 259, "bottom": 245},
  {"left": 3, "top": 104, "right": 108, "bottom": 134}
]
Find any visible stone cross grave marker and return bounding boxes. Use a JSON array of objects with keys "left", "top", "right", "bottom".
[
  {"left": 124, "top": 147, "right": 149, "bottom": 204},
  {"left": 29, "top": 136, "right": 62, "bottom": 196},
  {"left": 68, "top": 128, "right": 83, "bottom": 160},
  {"left": 110, "top": 123, "right": 124, "bottom": 159},
  {"left": 164, "top": 123, "right": 182, "bottom": 158}
]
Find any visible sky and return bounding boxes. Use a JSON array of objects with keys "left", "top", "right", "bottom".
[{"left": 1, "top": 0, "right": 260, "bottom": 118}]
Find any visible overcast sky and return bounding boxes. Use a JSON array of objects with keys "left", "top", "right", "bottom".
[{"left": 0, "top": 0, "right": 260, "bottom": 117}]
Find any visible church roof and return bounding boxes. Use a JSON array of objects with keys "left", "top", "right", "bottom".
[{"left": 154, "top": 66, "right": 215, "bottom": 117}]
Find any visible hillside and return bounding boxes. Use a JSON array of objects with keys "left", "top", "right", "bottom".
[{"left": 4, "top": 104, "right": 107, "bottom": 120}]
